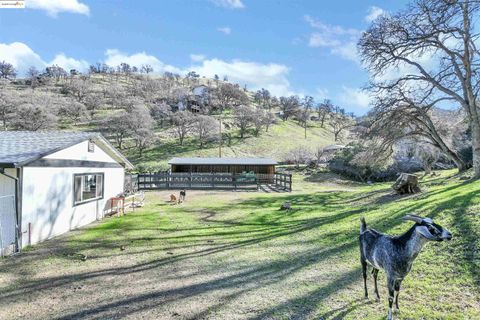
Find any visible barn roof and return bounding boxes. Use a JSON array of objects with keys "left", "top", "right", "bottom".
[
  {"left": 323, "top": 144, "right": 348, "bottom": 151},
  {"left": 0, "top": 131, "right": 133, "bottom": 169},
  {"left": 169, "top": 157, "right": 277, "bottom": 166}
]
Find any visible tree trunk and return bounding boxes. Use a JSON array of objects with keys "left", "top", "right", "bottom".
[
  {"left": 420, "top": 114, "right": 468, "bottom": 172},
  {"left": 334, "top": 131, "right": 339, "bottom": 141},
  {"left": 392, "top": 173, "right": 420, "bottom": 194},
  {"left": 472, "top": 121, "right": 480, "bottom": 178}
]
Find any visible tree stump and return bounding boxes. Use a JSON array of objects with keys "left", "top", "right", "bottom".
[{"left": 392, "top": 173, "right": 420, "bottom": 194}]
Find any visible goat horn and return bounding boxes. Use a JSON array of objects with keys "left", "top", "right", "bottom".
[{"left": 402, "top": 214, "right": 423, "bottom": 224}]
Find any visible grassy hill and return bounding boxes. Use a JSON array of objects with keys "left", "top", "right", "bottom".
[
  {"left": 2, "top": 74, "right": 339, "bottom": 170},
  {"left": 126, "top": 120, "right": 336, "bottom": 171}
]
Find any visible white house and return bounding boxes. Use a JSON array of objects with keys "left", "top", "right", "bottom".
[{"left": 0, "top": 131, "right": 133, "bottom": 256}]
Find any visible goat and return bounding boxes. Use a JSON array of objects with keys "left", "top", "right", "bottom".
[{"left": 359, "top": 214, "right": 452, "bottom": 320}]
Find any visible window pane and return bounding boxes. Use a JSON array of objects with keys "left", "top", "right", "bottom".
[
  {"left": 96, "top": 174, "right": 103, "bottom": 198},
  {"left": 82, "top": 175, "right": 97, "bottom": 201}
]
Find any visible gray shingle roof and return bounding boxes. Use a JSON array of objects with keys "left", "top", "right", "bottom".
[
  {"left": 0, "top": 131, "right": 99, "bottom": 167},
  {"left": 168, "top": 157, "right": 277, "bottom": 166}
]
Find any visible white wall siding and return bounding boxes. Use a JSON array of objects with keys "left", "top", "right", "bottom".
[
  {"left": 21, "top": 167, "right": 124, "bottom": 246},
  {"left": 44, "top": 140, "right": 117, "bottom": 163}
]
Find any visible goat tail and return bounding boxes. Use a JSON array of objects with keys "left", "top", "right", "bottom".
[{"left": 360, "top": 217, "right": 367, "bottom": 234}]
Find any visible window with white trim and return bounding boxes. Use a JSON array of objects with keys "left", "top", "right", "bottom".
[{"left": 73, "top": 173, "right": 104, "bottom": 205}]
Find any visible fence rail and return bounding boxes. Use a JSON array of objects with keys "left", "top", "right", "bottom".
[{"left": 129, "top": 172, "right": 292, "bottom": 192}]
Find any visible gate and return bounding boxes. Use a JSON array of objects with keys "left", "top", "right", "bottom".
[{"left": 0, "top": 195, "right": 17, "bottom": 256}]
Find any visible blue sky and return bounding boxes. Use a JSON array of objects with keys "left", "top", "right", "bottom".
[{"left": 0, "top": 0, "right": 408, "bottom": 114}]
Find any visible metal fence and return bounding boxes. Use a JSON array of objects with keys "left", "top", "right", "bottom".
[
  {"left": 0, "top": 195, "right": 17, "bottom": 257},
  {"left": 132, "top": 172, "right": 292, "bottom": 192},
  {"left": 124, "top": 174, "right": 138, "bottom": 194}
]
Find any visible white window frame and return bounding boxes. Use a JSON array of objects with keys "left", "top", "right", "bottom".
[{"left": 73, "top": 173, "right": 104, "bottom": 206}]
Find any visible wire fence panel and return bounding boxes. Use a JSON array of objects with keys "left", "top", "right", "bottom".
[
  {"left": 0, "top": 195, "right": 17, "bottom": 256},
  {"left": 136, "top": 172, "right": 291, "bottom": 191}
]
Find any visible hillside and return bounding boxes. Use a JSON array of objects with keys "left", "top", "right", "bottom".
[
  {"left": 127, "top": 120, "right": 336, "bottom": 170},
  {"left": 0, "top": 73, "right": 341, "bottom": 171}
]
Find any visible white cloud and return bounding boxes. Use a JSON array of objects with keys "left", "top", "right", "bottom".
[
  {"left": 338, "top": 86, "right": 372, "bottom": 111},
  {"left": 308, "top": 34, "right": 341, "bottom": 47},
  {"left": 104, "top": 49, "right": 182, "bottom": 74},
  {"left": 217, "top": 27, "right": 232, "bottom": 35},
  {"left": 304, "top": 15, "right": 360, "bottom": 37},
  {"left": 50, "top": 53, "right": 90, "bottom": 72},
  {"left": 304, "top": 15, "right": 361, "bottom": 63},
  {"left": 191, "top": 58, "right": 293, "bottom": 96},
  {"left": 0, "top": 42, "right": 45, "bottom": 74},
  {"left": 27, "top": 0, "right": 90, "bottom": 17},
  {"left": 210, "top": 0, "right": 244, "bottom": 9},
  {"left": 0, "top": 42, "right": 89, "bottom": 75},
  {"left": 365, "top": 6, "right": 386, "bottom": 23},
  {"left": 190, "top": 54, "right": 207, "bottom": 62},
  {"left": 331, "top": 42, "right": 358, "bottom": 62}
]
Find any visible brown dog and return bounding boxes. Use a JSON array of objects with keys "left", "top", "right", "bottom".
[{"left": 170, "top": 194, "right": 177, "bottom": 204}]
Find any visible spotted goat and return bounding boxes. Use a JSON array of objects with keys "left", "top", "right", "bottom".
[{"left": 359, "top": 214, "right": 452, "bottom": 320}]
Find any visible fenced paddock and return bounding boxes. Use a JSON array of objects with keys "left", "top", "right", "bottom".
[{"left": 133, "top": 172, "right": 292, "bottom": 192}]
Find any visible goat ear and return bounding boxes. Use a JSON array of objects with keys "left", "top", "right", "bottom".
[
  {"left": 403, "top": 214, "right": 423, "bottom": 224},
  {"left": 416, "top": 225, "right": 437, "bottom": 240},
  {"left": 422, "top": 217, "right": 433, "bottom": 224}
]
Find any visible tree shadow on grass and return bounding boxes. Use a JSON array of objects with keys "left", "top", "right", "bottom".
[{"left": 0, "top": 179, "right": 478, "bottom": 319}]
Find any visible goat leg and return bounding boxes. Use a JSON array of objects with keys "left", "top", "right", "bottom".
[
  {"left": 361, "top": 259, "right": 368, "bottom": 298},
  {"left": 394, "top": 280, "right": 401, "bottom": 311},
  {"left": 372, "top": 268, "right": 380, "bottom": 301},
  {"left": 387, "top": 277, "right": 395, "bottom": 320}
]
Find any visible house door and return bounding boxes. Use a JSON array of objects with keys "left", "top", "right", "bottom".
[{"left": 0, "top": 195, "right": 17, "bottom": 256}]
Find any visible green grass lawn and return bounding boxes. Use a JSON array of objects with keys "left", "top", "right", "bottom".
[{"left": 0, "top": 170, "right": 478, "bottom": 319}]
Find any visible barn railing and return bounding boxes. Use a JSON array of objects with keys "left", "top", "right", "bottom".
[{"left": 132, "top": 172, "right": 291, "bottom": 191}]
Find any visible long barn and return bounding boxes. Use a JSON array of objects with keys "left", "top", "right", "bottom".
[{"left": 169, "top": 157, "right": 277, "bottom": 174}]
